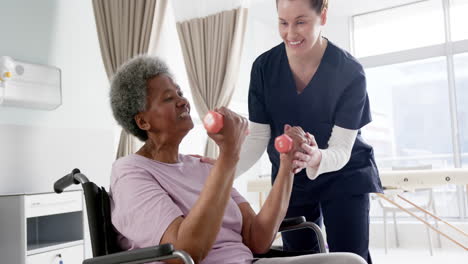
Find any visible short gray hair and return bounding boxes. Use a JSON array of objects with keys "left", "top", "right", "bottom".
[{"left": 110, "top": 55, "right": 173, "bottom": 142}]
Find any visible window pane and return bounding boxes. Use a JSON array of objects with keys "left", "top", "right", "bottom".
[
  {"left": 362, "top": 57, "right": 461, "bottom": 218},
  {"left": 363, "top": 57, "right": 453, "bottom": 169},
  {"left": 454, "top": 53, "right": 468, "bottom": 167},
  {"left": 353, "top": 0, "right": 445, "bottom": 57},
  {"left": 450, "top": 0, "right": 468, "bottom": 41}
]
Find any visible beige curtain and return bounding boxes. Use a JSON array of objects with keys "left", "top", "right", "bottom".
[
  {"left": 176, "top": 7, "right": 248, "bottom": 158},
  {"left": 92, "top": 0, "right": 168, "bottom": 159}
]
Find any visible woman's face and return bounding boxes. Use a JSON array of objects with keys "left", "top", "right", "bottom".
[
  {"left": 277, "top": 0, "right": 327, "bottom": 56},
  {"left": 136, "top": 74, "right": 193, "bottom": 139}
]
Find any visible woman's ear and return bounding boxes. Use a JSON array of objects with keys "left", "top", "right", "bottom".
[
  {"left": 320, "top": 7, "right": 328, "bottom": 25},
  {"left": 135, "top": 113, "right": 150, "bottom": 131}
]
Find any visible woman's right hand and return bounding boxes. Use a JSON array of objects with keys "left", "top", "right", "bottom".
[{"left": 207, "top": 107, "right": 248, "bottom": 158}]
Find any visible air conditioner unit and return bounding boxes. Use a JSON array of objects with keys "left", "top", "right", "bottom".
[{"left": 0, "top": 56, "right": 62, "bottom": 110}]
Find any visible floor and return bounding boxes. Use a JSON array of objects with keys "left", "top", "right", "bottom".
[
  {"left": 371, "top": 248, "right": 467, "bottom": 264},
  {"left": 271, "top": 238, "right": 467, "bottom": 263}
]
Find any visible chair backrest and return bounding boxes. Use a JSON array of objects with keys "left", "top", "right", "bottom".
[{"left": 82, "top": 182, "right": 121, "bottom": 257}]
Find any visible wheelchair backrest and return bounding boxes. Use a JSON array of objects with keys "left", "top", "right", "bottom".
[{"left": 82, "top": 182, "right": 121, "bottom": 257}]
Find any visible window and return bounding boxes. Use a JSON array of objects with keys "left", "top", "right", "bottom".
[
  {"left": 353, "top": 0, "right": 445, "bottom": 58},
  {"left": 363, "top": 57, "right": 453, "bottom": 169},
  {"left": 353, "top": 0, "right": 468, "bottom": 219},
  {"left": 450, "top": 0, "right": 468, "bottom": 41}
]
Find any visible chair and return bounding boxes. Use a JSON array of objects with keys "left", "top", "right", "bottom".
[
  {"left": 54, "top": 168, "right": 326, "bottom": 264},
  {"left": 378, "top": 165, "right": 441, "bottom": 255}
]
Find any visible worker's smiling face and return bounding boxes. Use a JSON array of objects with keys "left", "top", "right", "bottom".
[{"left": 277, "top": 0, "right": 327, "bottom": 56}]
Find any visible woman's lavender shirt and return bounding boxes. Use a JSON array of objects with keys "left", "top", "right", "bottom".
[{"left": 110, "top": 154, "right": 253, "bottom": 264}]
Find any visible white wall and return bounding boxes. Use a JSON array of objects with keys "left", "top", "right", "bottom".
[{"left": 0, "top": 0, "right": 116, "bottom": 193}]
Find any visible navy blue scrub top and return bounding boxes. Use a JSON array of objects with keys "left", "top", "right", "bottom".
[{"left": 248, "top": 41, "right": 383, "bottom": 205}]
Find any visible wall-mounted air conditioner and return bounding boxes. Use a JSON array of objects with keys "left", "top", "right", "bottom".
[{"left": 0, "top": 56, "right": 61, "bottom": 110}]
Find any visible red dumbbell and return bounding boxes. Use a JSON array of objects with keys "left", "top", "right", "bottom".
[
  {"left": 203, "top": 111, "right": 224, "bottom": 133},
  {"left": 203, "top": 110, "right": 250, "bottom": 135},
  {"left": 275, "top": 134, "right": 293, "bottom": 153}
]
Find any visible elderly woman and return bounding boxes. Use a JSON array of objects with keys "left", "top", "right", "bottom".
[{"left": 109, "top": 55, "right": 366, "bottom": 264}]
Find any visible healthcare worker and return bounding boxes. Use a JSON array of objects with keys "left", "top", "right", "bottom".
[{"left": 235, "top": 0, "right": 383, "bottom": 263}]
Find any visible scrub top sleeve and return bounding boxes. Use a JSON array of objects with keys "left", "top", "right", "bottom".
[
  {"left": 334, "top": 69, "right": 372, "bottom": 130},
  {"left": 248, "top": 60, "right": 270, "bottom": 124}
]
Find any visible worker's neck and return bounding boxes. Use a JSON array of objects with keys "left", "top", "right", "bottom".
[{"left": 288, "top": 36, "right": 327, "bottom": 67}]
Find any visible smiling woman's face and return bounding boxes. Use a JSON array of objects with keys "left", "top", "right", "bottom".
[
  {"left": 135, "top": 74, "right": 193, "bottom": 139},
  {"left": 277, "top": 0, "right": 327, "bottom": 56}
]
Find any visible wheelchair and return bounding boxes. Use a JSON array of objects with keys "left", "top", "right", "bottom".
[{"left": 54, "top": 168, "right": 326, "bottom": 264}]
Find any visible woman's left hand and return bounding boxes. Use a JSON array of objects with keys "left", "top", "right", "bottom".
[{"left": 292, "top": 132, "right": 322, "bottom": 174}]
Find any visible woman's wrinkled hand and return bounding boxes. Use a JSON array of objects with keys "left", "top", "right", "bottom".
[
  {"left": 280, "top": 125, "right": 307, "bottom": 170},
  {"left": 207, "top": 107, "right": 248, "bottom": 158},
  {"left": 280, "top": 125, "right": 321, "bottom": 174}
]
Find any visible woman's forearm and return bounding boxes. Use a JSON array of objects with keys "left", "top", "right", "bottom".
[
  {"left": 248, "top": 162, "right": 294, "bottom": 253},
  {"left": 173, "top": 152, "right": 238, "bottom": 261}
]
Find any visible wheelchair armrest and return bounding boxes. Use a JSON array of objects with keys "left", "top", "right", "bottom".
[
  {"left": 279, "top": 216, "right": 306, "bottom": 229},
  {"left": 83, "top": 243, "right": 194, "bottom": 264},
  {"left": 278, "top": 219, "right": 327, "bottom": 254}
]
